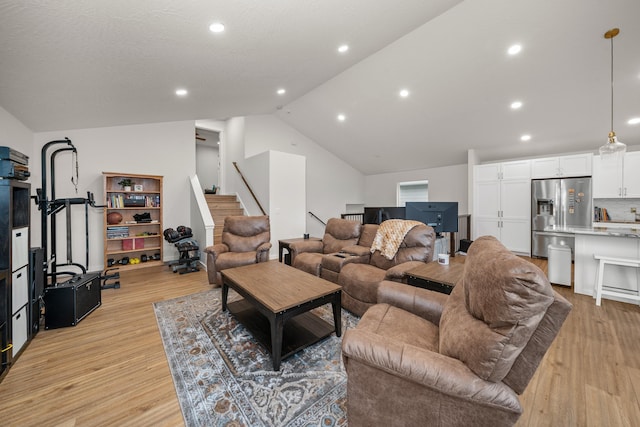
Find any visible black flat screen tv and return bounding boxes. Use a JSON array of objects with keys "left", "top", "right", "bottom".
[
  {"left": 405, "top": 202, "right": 458, "bottom": 234},
  {"left": 363, "top": 207, "right": 406, "bottom": 225}
]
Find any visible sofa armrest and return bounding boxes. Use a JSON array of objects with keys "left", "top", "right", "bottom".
[
  {"left": 384, "top": 261, "right": 425, "bottom": 281},
  {"left": 377, "top": 281, "right": 448, "bottom": 325},
  {"left": 342, "top": 328, "right": 521, "bottom": 413},
  {"left": 341, "top": 244, "right": 371, "bottom": 257},
  {"left": 204, "top": 243, "right": 229, "bottom": 258},
  {"left": 288, "top": 240, "right": 323, "bottom": 256},
  {"left": 256, "top": 242, "right": 272, "bottom": 262}
]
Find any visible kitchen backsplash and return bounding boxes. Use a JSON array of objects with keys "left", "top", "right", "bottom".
[{"left": 593, "top": 198, "right": 640, "bottom": 222}]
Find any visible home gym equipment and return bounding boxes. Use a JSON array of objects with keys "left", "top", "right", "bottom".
[
  {"left": 163, "top": 226, "right": 200, "bottom": 274},
  {"left": 35, "top": 138, "right": 115, "bottom": 328}
]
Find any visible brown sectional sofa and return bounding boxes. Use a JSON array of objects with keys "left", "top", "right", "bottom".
[{"left": 290, "top": 218, "right": 436, "bottom": 316}]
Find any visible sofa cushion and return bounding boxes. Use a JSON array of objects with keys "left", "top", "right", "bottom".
[
  {"left": 439, "top": 236, "right": 554, "bottom": 382},
  {"left": 339, "top": 263, "right": 387, "bottom": 304},
  {"left": 355, "top": 303, "right": 440, "bottom": 353},
  {"left": 215, "top": 251, "right": 258, "bottom": 270},
  {"left": 222, "top": 215, "right": 270, "bottom": 253},
  {"left": 322, "top": 218, "right": 362, "bottom": 254},
  {"left": 370, "top": 225, "right": 435, "bottom": 270},
  {"left": 292, "top": 252, "right": 324, "bottom": 276}
]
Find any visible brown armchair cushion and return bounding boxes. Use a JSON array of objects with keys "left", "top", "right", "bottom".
[
  {"left": 439, "top": 236, "right": 554, "bottom": 382},
  {"left": 222, "top": 215, "right": 271, "bottom": 253},
  {"left": 321, "top": 218, "right": 362, "bottom": 254}
]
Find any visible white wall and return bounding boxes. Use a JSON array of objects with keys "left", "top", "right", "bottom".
[
  {"left": 268, "top": 151, "right": 306, "bottom": 257},
  {"left": 364, "top": 163, "right": 469, "bottom": 214},
  {"left": 0, "top": 105, "right": 33, "bottom": 159},
  {"left": 33, "top": 121, "right": 196, "bottom": 271},
  {"left": 243, "top": 114, "right": 365, "bottom": 238}
]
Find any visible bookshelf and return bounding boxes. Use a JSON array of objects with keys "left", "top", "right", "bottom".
[{"left": 103, "top": 172, "right": 163, "bottom": 271}]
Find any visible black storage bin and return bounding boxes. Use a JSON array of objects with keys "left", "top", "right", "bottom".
[{"left": 44, "top": 272, "right": 101, "bottom": 329}]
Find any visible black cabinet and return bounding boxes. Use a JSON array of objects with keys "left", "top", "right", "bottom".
[{"left": 0, "top": 179, "right": 31, "bottom": 381}]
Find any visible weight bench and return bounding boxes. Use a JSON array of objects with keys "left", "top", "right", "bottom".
[{"left": 163, "top": 226, "right": 201, "bottom": 274}]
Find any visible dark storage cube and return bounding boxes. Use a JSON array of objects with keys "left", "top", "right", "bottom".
[{"left": 44, "top": 273, "right": 101, "bottom": 329}]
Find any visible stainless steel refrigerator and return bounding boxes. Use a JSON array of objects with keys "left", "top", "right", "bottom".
[{"left": 531, "top": 177, "right": 592, "bottom": 258}]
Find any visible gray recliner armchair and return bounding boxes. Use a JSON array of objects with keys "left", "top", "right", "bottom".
[{"left": 203, "top": 215, "right": 271, "bottom": 286}]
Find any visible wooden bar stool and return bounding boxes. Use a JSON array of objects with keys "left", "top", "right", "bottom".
[{"left": 594, "top": 255, "right": 640, "bottom": 306}]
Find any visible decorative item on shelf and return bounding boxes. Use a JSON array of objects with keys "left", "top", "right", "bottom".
[
  {"left": 133, "top": 184, "right": 143, "bottom": 192},
  {"left": 133, "top": 212, "right": 152, "bottom": 223},
  {"left": 599, "top": 28, "right": 627, "bottom": 159},
  {"left": 107, "top": 211, "right": 123, "bottom": 225},
  {"left": 118, "top": 178, "right": 134, "bottom": 191}
]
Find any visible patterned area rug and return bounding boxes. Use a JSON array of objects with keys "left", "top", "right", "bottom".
[{"left": 153, "top": 289, "right": 359, "bottom": 426}]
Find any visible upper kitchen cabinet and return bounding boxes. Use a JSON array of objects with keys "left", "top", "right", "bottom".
[
  {"left": 593, "top": 151, "right": 640, "bottom": 198},
  {"left": 531, "top": 153, "right": 593, "bottom": 179}
]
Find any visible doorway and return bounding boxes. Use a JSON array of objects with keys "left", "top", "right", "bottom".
[{"left": 195, "top": 128, "right": 220, "bottom": 193}]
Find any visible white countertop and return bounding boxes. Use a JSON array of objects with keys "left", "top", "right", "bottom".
[{"left": 545, "top": 225, "right": 640, "bottom": 238}]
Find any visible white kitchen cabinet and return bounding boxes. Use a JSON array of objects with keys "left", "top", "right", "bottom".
[
  {"left": 593, "top": 151, "right": 640, "bottom": 198},
  {"left": 473, "top": 160, "right": 531, "bottom": 254},
  {"left": 531, "top": 153, "right": 592, "bottom": 179}
]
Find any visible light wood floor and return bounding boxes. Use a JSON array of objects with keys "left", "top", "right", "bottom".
[{"left": 0, "top": 258, "right": 639, "bottom": 426}]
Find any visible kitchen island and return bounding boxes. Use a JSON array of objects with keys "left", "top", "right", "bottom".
[{"left": 545, "top": 225, "right": 640, "bottom": 303}]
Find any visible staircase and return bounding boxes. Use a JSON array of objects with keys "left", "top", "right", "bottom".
[{"left": 205, "top": 194, "right": 244, "bottom": 244}]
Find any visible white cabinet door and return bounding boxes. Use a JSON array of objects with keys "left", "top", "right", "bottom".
[
  {"left": 560, "top": 154, "right": 592, "bottom": 177},
  {"left": 473, "top": 217, "right": 500, "bottom": 241},
  {"left": 475, "top": 163, "right": 500, "bottom": 182},
  {"left": 531, "top": 158, "right": 559, "bottom": 178},
  {"left": 593, "top": 154, "right": 623, "bottom": 198},
  {"left": 623, "top": 151, "right": 640, "bottom": 198},
  {"left": 502, "top": 160, "right": 531, "bottom": 180},
  {"left": 474, "top": 181, "right": 500, "bottom": 218},
  {"left": 501, "top": 219, "right": 531, "bottom": 254},
  {"left": 500, "top": 179, "right": 530, "bottom": 220}
]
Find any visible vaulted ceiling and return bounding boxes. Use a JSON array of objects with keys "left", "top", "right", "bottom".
[{"left": 1, "top": 0, "right": 639, "bottom": 174}]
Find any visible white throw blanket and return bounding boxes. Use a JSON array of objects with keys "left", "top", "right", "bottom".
[{"left": 370, "top": 219, "right": 423, "bottom": 260}]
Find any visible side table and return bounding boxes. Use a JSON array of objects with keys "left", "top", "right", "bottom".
[
  {"left": 278, "top": 237, "right": 321, "bottom": 265},
  {"left": 405, "top": 260, "right": 465, "bottom": 294}
]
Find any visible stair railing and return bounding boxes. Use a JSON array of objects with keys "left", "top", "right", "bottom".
[
  {"left": 308, "top": 211, "right": 326, "bottom": 226},
  {"left": 232, "top": 162, "right": 266, "bottom": 215}
]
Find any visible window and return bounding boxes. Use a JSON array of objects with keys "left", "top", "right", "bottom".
[{"left": 397, "top": 180, "right": 428, "bottom": 207}]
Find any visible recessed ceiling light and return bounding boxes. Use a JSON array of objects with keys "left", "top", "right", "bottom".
[
  {"left": 520, "top": 134, "right": 531, "bottom": 142},
  {"left": 508, "top": 44, "right": 522, "bottom": 55},
  {"left": 337, "top": 114, "right": 346, "bottom": 122},
  {"left": 277, "top": 88, "right": 286, "bottom": 95},
  {"left": 399, "top": 89, "right": 410, "bottom": 98},
  {"left": 510, "top": 101, "right": 523, "bottom": 109},
  {"left": 338, "top": 44, "right": 349, "bottom": 53},
  {"left": 209, "top": 22, "right": 225, "bottom": 33},
  {"left": 175, "top": 89, "right": 188, "bottom": 96},
  {"left": 628, "top": 117, "right": 640, "bottom": 125}
]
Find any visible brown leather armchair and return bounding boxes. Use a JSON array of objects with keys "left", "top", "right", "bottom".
[
  {"left": 289, "top": 218, "right": 362, "bottom": 276},
  {"left": 341, "top": 236, "right": 572, "bottom": 427},
  {"left": 203, "top": 215, "right": 271, "bottom": 286},
  {"left": 338, "top": 222, "right": 436, "bottom": 316}
]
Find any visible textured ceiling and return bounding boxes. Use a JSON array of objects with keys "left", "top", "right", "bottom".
[{"left": 1, "top": 0, "right": 640, "bottom": 175}]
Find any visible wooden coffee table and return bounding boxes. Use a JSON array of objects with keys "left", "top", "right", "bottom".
[
  {"left": 405, "top": 260, "right": 465, "bottom": 294},
  {"left": 221, "top": 261, "right": 342, "bottom": 370}
]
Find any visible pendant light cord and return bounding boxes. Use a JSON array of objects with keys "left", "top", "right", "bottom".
[{"left": 610, "top": 35, "right": 614, "bottom": 135}]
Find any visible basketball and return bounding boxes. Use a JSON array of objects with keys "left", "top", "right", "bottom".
[{"left": 107, "top": 212, "right": 123, "bottom": 224}]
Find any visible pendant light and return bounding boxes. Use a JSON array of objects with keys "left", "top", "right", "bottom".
[{"left": 599, "top": 28, "right": 627, "bottom": 158}]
